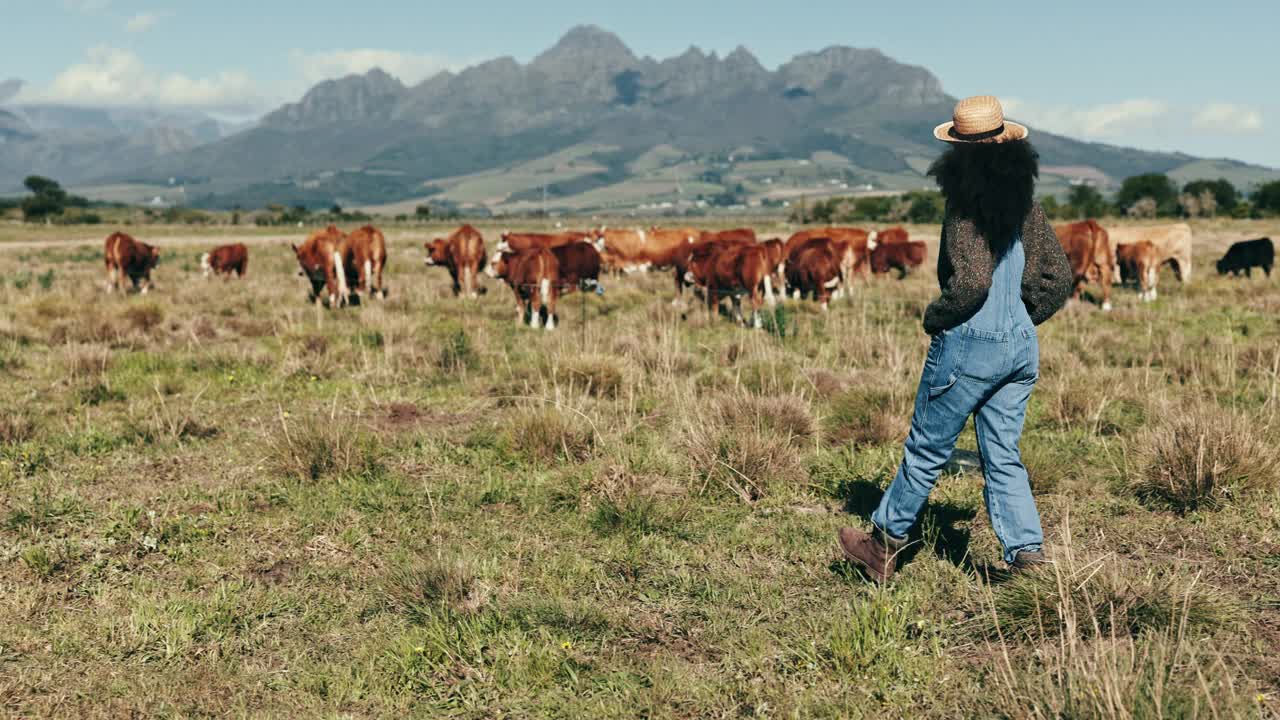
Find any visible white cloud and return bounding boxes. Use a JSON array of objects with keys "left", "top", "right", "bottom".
[
  {"left": 289, "top": 49, "right": 464, "bottom": 87},
  {"left": 1003, "top": 98, "right": 1170, "bottom": 139},
  {"left": 126, "top": 11, "right": 169, "bottom": 33},
  {"left": 15, "top": 46, "right": 261, "bottom": 112},
  {"left": 1192, "top": 103, "right": 1263, "bottom": 134}
]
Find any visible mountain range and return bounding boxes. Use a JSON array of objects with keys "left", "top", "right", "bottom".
[{"left": 3, "top": 27, "right": 1276, "bottom": 213}]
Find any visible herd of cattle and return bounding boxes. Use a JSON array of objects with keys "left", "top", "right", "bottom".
[
  {"left": 99, "top": 220, "right": 1273, "bottom": 330},
  {"left": 1054, "top": 220, "right": 1273, "bottom": 310}
]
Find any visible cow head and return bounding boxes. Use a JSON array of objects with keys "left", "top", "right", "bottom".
[
  {"left": 1216, "top": 258, "right": 1228, "bottom": 275},
  {"left": 486, "top": 251, "right": 509, "bottom": 280},
  {"left": 292, "top": 243, "right": 328, "bottom": 296},
  {"left": 424, "top": 238, "right": 448, "bottom": 266},
  {"left": 144, "top": 245, "right": 160, "bottom": 271}
]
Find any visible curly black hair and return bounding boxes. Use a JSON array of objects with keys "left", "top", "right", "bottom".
[{"left": 928, "top": 139, "right": 1039, "bottom": 256}]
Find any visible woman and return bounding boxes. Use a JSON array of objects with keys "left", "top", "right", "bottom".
[{"left": 837, "top": 96, "right": 1073, "bottom": 582}]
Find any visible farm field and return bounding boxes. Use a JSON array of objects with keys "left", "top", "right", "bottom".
[{"left": 1, "top": 219, "right": 1279, "bottom": 717}]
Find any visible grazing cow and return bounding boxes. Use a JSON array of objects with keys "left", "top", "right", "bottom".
[
  {"left": 686, "top": 241, "right": 774, "bottom": 328},
  {"left": 344, "top": 225, "right": 388, "bottom": 299},
  {"left": 700, "top": 228, "right": 758, "bottom": 245},
  {"left": 1116, "top": 241, "right": 1160, "bottom": 302},
  {"left": 784, "top": 227, "right": 878, "bottom": 293},
  {"left": 292, "top": 225, "right": 350, "bottom": 308},
  {"left": 761, "top": 238, "right": 786, "bottom": 291},
  {"left": 785, "top": 240, "right": 843, "bottom": 311},
  {"left": 104, "top": 231, "right": 160, "bottom": 294},
  {"left": 201, "top": 243, "right": 248, "bottom": 279},
  {"left": 488, "top": 248, "right": 561, "bottom": 330},
  {"left": 785, "top": 236, "right": 858, "bottom": 300},
  {"left": 1107, "top": 224, "right": 1193, "bottom": 282},
  {"left": 672, "top": 232, "right": 755, "bottom": 301},
  {"left": 1055, "top": 220, "right": 1115, "bottom": 311},
  {"left": 871, "top": 241, "right": 928, "bottom": 278},
  {"left": 591, "top": 227, "right": 697, "bottom": 274},
  {"left": 425, "top": 224, "right": 487, "bottom": 298},
  {"left": 549, "top": 242, "right": 602, "bottom": 294},
  {"left": 497, "top": 231, "right": 591, "bottom": 253},
  {"left": 875, "top": 226, "right": 911, "bottom": 245},
  {"left": 1216, "top": 238, "right": 1274, "bottom": 278}
]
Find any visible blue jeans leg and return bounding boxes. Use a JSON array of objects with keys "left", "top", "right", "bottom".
[
  {"left": 872, "top": 372, "right": 983, "bottom": 541},
  {"left": 974, "top": 376, "right": 1044, "bottom": 563}
]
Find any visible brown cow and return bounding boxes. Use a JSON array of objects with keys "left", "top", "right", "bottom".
[
  {"left": 104, "top": 231, "right": 160, "bottom": 294},
  {"left": 672, "top": 232, "right": 754, "bottom": 301},
  {"left": 785, "top": 240, "right": 843, "bottom": 311},
  {"left": 497, "top": 231, "right": 591, "bottom": 253},
  {"left": 1107, "top": 224, "right": 1193, "bottom": 283},
  {"left": 871, "top": 241, "right": 927, "bottom": 278},
  {"left": 1117, "top": 241, "right": 1160, "bottom": 302},
  {"left": 549, "top": 242, "right": 602, "bottom": 294},
  {"left": 201, "top": 243, "right": 248, "bottom": 279},
  {"left": 784, "top": 227, "right": 878, "bottom": 295},
  {"left": 591, "top": 227, "right": 697, "bottom": 274},
  {"left": 488, "top": 248, "right": 561, "bottom": 330},
  {"left": 876, "top": 226, "right": 910, "bottom": 245},
  {"left": 292, "top": 225, "right": 350, "bottom": 308},
  {"left": 700, "top": 227, "right": 758, "bottom": 245},
  {"left": 425, "top": 224, "right": 487, "bottom": 298},
  {"left": 344, "top": 225, "right": 388, "bottom": 299},
  {"left": 1055, "top": 220, "right": 1115, "bottom": 311},
  {"left": 686, "top": 241, "right": 773, "bottom": 328}
]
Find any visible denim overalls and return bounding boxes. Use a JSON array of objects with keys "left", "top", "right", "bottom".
[{"left": 872, "top": 233, "right": 1043, "bottom": 564}]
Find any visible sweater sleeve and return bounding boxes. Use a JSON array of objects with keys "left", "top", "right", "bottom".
[
  {"left": 1020, "top": 203, "right": 1073, "bottom": 326},
  {"left": 923, "top": 216, "right": 993, "bottom": 335}
]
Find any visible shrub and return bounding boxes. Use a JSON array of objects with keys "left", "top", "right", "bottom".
[
  {"left": 684, "top": 398, "right": 808, "bottom": 502},
  {"left": 716, "top": 393, "right": 816, "bottom": 444},
  {"left": 1129, "top": 404, "right": 1278, "bottom": 513}
]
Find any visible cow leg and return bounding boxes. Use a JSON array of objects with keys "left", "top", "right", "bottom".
[
  {"left": 545, "top": 285, "right": 557, "bottom": 331},
  {"left": 763, "top": 275, "right": 776, "bottom": 309},
  {"left": 751, "top": 289, "right": 763, "bottom": 330},
  {"left": 104, "top": 264, "right": 115, "bottom": 293},
  {"left": 1100, "top": 263, "right": 1113, "bottom": 312}
]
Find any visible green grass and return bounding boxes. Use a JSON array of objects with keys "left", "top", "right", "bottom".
[{"left": 0, "top": 218, "right": 1278, "bottom": 717}]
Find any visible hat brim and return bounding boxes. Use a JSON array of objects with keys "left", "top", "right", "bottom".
[{"left": 933, "top": 120, "right": 1029, "bottom": 144}]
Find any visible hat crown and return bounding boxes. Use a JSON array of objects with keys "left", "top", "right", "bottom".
[{"left": 952, "top": 95, "right": 1005, "bottom": 135}]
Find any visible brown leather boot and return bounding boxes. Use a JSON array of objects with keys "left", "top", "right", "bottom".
[{"left": 837, "top": 526, "right": 907, "bottom": 583}]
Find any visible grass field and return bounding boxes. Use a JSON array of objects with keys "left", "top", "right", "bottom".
[{"left": 1, "top": 219, "right": 1278, "bottom": 718}]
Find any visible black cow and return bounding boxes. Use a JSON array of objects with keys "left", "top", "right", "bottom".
[{"left": 1216, "top": 238, "right": 1274, "bottom": 278}]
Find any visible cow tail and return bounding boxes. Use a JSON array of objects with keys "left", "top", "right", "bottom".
[
  {"left": 540, "top": 277, "right": 551, "bottom": 307},
  {"left": 200, "top": 253, "right": 211, "bottom": 276},
  {"left": 867, "top": 231, "right": 878, "bottom": 251}
]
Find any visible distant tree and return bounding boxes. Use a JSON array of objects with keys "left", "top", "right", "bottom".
[
  {"left": 330, "top": 204, "right": 343, "bottom": 216},
  {"left": 415, "top": 204, "right": 432, "bottom": 221},
  {"left": 1116, "top": 174, "right": 1176, "bottom": 215},
  {"left": 1253, "top": 181, "right": 1280, "bottom": 215},
  {"left": 1177, "top": 192, "right": 1202, "bottom": 218},
  {"left": 1067, "top": 184, "right": 1108, "bottom": 219},
  {"left": 1183, "top": 178, "right": 1237, "bottom": 212},
  {"left": 21, "top": 175, "right": 71, "bottom": 222},
  {"left": 1127, "top": 197, "right": 1158, "bottom": 219},
  {"left": 1039, "top": 195, "right": 1061, "bottom": 219},
  {"left": 905, "top": 190, "right": 944, "bottom": 224},
  {"left": 809, "top": 199, "right": 834, "bottom": 224}
]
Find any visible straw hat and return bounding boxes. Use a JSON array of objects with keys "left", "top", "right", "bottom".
[{"left": 933, "top": 95, "right": 1028, "bottom": 144}]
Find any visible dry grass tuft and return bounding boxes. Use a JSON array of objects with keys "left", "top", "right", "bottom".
[
  {"left": 716, "top": 393, "right": 816, "bottom": 444},
  {"left": 506, "top": 406, "right": 595, "bottom": 463},
  {"left": 1129, "top": 403, "right": 1279, "bottom": 513},
  {"left": 121, "top": 302, "right": 165, "bottom": 333},
  {"left": 826, "top": 386, "right": 910, "bottom": 447},
  {"left": 684, "top": 396, "right": 809, "bottom": 501},
  {"left": 268, "top": 413, "right": 385, "bottom": 481},
  {"left": 557, "top": 354, "right": 628, "bottom": 398},
  {"left": 383, "top": 556, "right": 487, "bottom": 621}
]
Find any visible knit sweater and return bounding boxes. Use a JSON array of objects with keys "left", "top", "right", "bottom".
[{"left": 923, "top": 202, "right": 1073, "bottom": 335}]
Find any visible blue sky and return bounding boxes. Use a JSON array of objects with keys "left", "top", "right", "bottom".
[{"left": 6, "top": 0, "right": 1277, "bottom": 166}]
